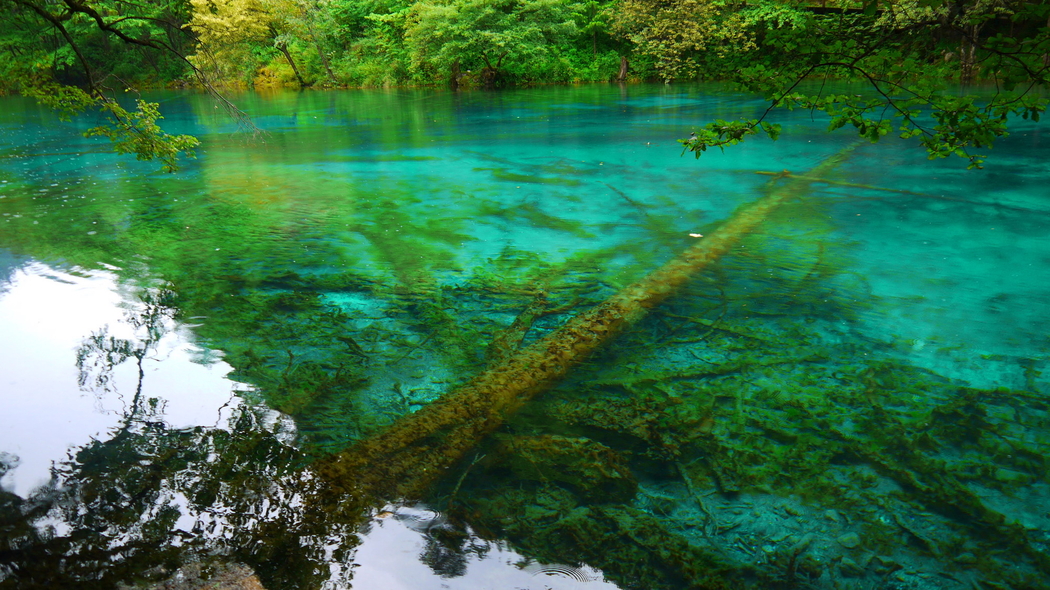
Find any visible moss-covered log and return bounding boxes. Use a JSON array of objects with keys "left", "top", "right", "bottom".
[{"left": 316, "top": 144, "right": 860, "bottom": 500}]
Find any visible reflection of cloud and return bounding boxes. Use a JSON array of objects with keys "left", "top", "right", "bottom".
[
  {"left": 0, "top": 262, "right": 246, "bottom": 498},
  {"left": 0, "top": 452, "right": 20, "bottom": 492},
  {"left": 350, "top": 504, "right": 621, "bottom": 590}
]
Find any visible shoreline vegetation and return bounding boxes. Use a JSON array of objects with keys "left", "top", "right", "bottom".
[
  {"left": 4, "top": 0, "right": 1043, "bottom": 93},
  {"left": 3, "top": 0, "right": 1048, "bottom": 170}
]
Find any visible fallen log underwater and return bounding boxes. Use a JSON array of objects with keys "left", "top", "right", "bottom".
[{"left": 315, "top": 144, "right": 860, "bottom": 501}]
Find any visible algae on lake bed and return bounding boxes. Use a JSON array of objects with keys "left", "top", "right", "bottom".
[{"left": 439, "top": 222, "right": 1050, "bottom": 589}]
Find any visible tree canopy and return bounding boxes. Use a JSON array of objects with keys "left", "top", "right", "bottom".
[
  {"left": 1, "top": 0, "right": 208, "bottom": 170},
  {"left": 675, "top": 0, "right": 1050, "bottom": 168},
  {"left": 404, "top": 0, "right": 578, "bottom": 86}
]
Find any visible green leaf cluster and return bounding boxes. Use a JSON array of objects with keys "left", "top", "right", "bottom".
[
  {"left": 678, "top": 119, "right": 782, "bottom": 156},
  {"left": 24, "top": 83, "right": 199, "bottom": 172},
  {"left": 671, "top": 0, "right": 1050, "bottom": 167},
  {"left": 86, "top": 99, "right": 201, "bottom": 173},
  {"left": 404, "top": 0, "right": 579, "bottom": 86}
]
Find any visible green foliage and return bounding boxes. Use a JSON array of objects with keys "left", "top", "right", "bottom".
[
  {"left": 1, "top": 0, "right": 208, "bottom": 169},
  {"left": 404, "top": 0, "right": 579, "bottom": 86},
  {"left": 610, "top": 0, "right": 769, "bottom": 81},
  {"left": 22, "top": 84, "right": 98, "bottom": 120},
  {"left": 675, "top": 0, "right": 1050, "bottom": 168},
  {"left": 678, "top": 119, "right": 782, "bottom": 156},
  {"left": 86, "top": 99, "right": 200, "bottom": 172},
  {"left": 24, "top": 83, "right": 199, "bottom": 171},
  {"left": 0, "top": 0, "right": 196, "bottom": 89},
  {"left": 187, "top": 0, "right": 273, "bottom": 85},
  {"left": 354, "top": 6, "right": 414, "bottom": 83},
  {"left": 573, "top": 0, "right": 610, "bottom": 47}
]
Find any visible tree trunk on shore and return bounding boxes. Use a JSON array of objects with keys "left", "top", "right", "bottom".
[{"left": 271, "top": 26, "right": 308, "bottom": 88}]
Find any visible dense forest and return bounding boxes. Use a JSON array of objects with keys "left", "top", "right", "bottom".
[{"left": 1, "top": 0, "right": 1049, "bottom": 167}]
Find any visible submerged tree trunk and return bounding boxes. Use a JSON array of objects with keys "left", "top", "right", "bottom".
[{"left": 315, "top": 144, "right": 861, "bottom": 501}]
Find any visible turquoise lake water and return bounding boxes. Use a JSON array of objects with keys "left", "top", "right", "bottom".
[{"left": 1, "top": 83, "right": 1049, "bottom": 590}]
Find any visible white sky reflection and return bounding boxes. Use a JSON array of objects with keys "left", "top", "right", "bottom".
[
  {"left": 0, "top": 261, "right": 245, "bottom": 497},
  {"left": 347, "top": 505, "right": 621, "bottom": 590}
]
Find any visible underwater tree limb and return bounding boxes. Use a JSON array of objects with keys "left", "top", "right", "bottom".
[
  {"left": 754, "top": 171, "right": 933, "bottom": 197},
  {"left": 316, "top": 143, "right": 861, "bottom": 501}
]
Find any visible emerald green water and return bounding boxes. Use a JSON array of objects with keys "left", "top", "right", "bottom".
[{"left": 1, "top": 84, "right": 1049, "bottom": 590}]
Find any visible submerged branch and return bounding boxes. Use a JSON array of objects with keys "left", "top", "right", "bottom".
[{"left": 315, "top": 144, "right": 862, "bottom": 501}]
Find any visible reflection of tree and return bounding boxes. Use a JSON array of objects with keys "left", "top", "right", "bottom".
[
  {"left": 0, "top": 407, "right": 351, "bottom": 590},
  {"left": 420, "top": 524, "right": 493, "bottom": 579},
  {"left": 0, "top": 282, "right": 398, "bottom": 589},
  {"left": 0, "top": 254, "right": 27, "bottom": 299},
  {"left": 75, "top": 289, "right": 178, "bottom": 428},
  {"left": 0, "top": 287, "right": 368, "bottom": 588}
]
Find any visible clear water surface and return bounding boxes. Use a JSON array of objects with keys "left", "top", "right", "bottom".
[{"left": 0, "top": 83, "right": 1048, "bottom": 590}]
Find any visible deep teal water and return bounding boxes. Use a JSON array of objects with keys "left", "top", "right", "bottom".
[{"left": 1, "top": 84, "right": 1049, "bottom": 590}]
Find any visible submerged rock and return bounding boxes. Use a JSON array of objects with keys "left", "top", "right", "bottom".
[
  {"left": 836, "top": 532, "right": 861, "bottom": 549},
  {"left": 838, "top": 556, "right": 866, "bottom": 577},
  {"left": 119, "top": 562, "right": 266, "bottom": 590}
]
